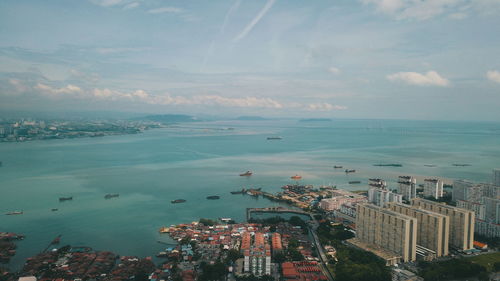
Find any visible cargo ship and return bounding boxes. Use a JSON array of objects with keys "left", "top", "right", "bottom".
[
  {"left": 291, "top": 174, "right": 302, "bottom": 180},
  {"left": 59, "top": 196, "right": 73, "bottom": 202},
  {"left": 171, "top": 199, "right": 186, "bottom": 204},
  {"left": 266, "top": 136, "right": 282, "bottom": 140},
  {"left": 104, "top": 193, "right": 119, "bottom": 199},
  {"left": 5, "top": 211, "right": 23, "bottom": 215},
  {"left": 206, "top": 195, "right": 220, "bottom": 200},
  {"left": 239, "top": 171, "right": 253, "bottom": 176}
]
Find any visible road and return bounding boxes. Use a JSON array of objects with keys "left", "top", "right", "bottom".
[{"left": 309, "top": 220, "right": 335, "bottom": 281}]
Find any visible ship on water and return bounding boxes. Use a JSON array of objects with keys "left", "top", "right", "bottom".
[
  {"left": 104, "top": 193, "right": 119, "bottom": 199},
  {"left": 5, "top": 211, "right": 23, "bottom": 215},
  {"left": 59, "top": 196, "right": 73, "bottom": 202},
  {"left": 171, "top": 199, "right": 186, "bottom": 204},
  {"left": 230, "top": 188, "right": 246, "bottom": 194},
  {"left": 206, "top": 195, "right": 220, "bottom": 200},
  {"left": 345, "top": 169, "right": 356, "bottom": 174},
  {"left": 239, "top": 171, "right": 252, "bottom": 176},
  {"left": 266, "top": 136, "right": 282, "bottom": 140},
  {"left": 333, "top": 165, "right": 343, "bottom": 168},
  {"left": 291, "top": 174, "right": 302, "bottom": 180}
]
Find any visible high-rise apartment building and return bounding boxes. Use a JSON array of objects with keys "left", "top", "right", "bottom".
[
  {"left": 452, "top": 180, "right": 483, "bottom": 203},
  {"left": 368, "top": 187, "right": 403, "bottom": 207},
  {"left": 411, "top": 198, "right": 474, "bottom": 250},
  {"left": 387, "top": 203, "right": 449, "bottom": 257},
  {"left": 398, "top": 176, "right": 417, "bottom": 201},
  {"left": 493, "top": 169, "right": 500, "bottom": 187},
  {"left": 423, "top": 179, "right": 444, "bottom": 199},
  {"left": 356, "top": 204, "right": 417, "bottom": 262}
]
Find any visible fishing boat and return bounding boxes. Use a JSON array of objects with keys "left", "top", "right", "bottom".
[{"left": 291, "top": 174, "right": 302, "bottom": 180}]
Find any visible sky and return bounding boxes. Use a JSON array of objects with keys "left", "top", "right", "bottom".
[{"left": 1, "top": 0, "right": 500, "bottom": 120}]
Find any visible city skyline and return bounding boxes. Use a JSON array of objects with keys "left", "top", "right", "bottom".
[{"left": 1, "top": 0, "right": 500, "bottom": 120}]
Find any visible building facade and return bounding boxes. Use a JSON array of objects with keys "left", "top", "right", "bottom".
[
  {"left": 368, "top": 187, "right": 403, "bottom": 207},
  {"left": 387, "top": 203, "right": 449, "bottom": 257},
  {"left": 398, "top": 176, "right": 417, "bottom": 201},
  {"left": 411, "top": 198, "right": 474, "bottom": 251},
  {"left": 356, "top": 204, "right": 417, "bottom": 262},
  {"left": 423, "top": 179, "right": 444, "bottom": 199}
]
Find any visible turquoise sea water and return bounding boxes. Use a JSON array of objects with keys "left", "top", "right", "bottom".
[{"left": 1, "top": 119, "right": 500, "bottom": 269}]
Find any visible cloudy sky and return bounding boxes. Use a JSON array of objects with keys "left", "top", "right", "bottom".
[{"left": 1, "top": 0, "right": 500, "bottom": 120}]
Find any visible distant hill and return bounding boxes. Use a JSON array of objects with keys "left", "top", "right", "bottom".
[
  {"left": 140, "top": 114, "right": 199, "bottom": 123},
  {"left": 236, "top": 116, "right": 268, "bottom": 121},
  {"left": 299, "top": 118, "right": 332, "bottom": 122}
]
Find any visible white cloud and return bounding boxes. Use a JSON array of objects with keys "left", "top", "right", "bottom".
[
  {"left": 487, "top": 70, "right": 500, "bottom": 83},
  {"left": 306, "top": 103, "right": 347, "bottom": 111},
  {"left": 35, "top": 83, "right": 83, "bottom": 95},
  {"left": 387, "top": 71, "right": 450, "bottom": 86},
  {"left": 233, "top": 0, "right": 276, "bottom": 42},
  {"left": 123, "top": 2, "right": 139, "bottom": 10},
  {"left": 328, "top": 67, "right": 341, "bottom": 74},
  {"left": 148, "top": 7, "right": 182, "bottom": 14},
  {"left": 90, "top": 0, "right": 124, "bottom": 7},
  {"left": 362, "top": 0, "right": 463, "bottom": 20}
]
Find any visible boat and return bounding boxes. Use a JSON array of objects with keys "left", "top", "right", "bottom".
[
  {"left": 345, "top": 169, "right": 356, "bottom": 174},
  {"left": 453, "top": 163, "right": 471, "bottom": 167},
  {"left": 51, "top": 208, "right": 58, "bottom": 212},
  {"left": 239, "top": 171, "right": 253, "bottom": 176},
  {"left": 373, "top": 164, "right": 403, "bottom": 167},
  {"left": 206, "top": 195, "right": 220, "bottom": 200},
  {"left": 333, "top": 165, "right": 343, "bottom": 169},
  {"left": 219, "top": 218, "right": 232, "bottom": 222},
  {"left": 230, "top": 188, "right": 246, "bottom": 194},
  {"left": 171, "top": 199, "right": 186, "bottom": 204},
  {"left": 5, "top": 211, "right": 23, "bottom": 215},
  {"left": 104, "top": 193, "right": 119, "bottom": 199},
  {"left": 424, "top": 164, "right": 436, "bottom": 167},
  {"left": 59, "top": 196, "right": 73, "bottom": 202},
  {"left": 349, "top": 181, "right": 361, "bottom": 184},
  {"left": 267, "top": 136, "right": 282, "bottom": 140},
  {"left": 291, "top": 174, "right": 302, "bottom": 180}
]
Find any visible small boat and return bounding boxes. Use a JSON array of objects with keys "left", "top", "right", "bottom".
[
  {"left": 51, "top": 235, "right": 61, "bottom": 244},
  {"left": 333, "top": 166, "right": 343, "bottom": 169},
  {"left": 345, "top": 169, "right": 356, "bottom": 174},
  {"left": 51, "top": 208, "right": 58, "bottom": 212},
  {"left": 424, "top": 164, "right": 436, "bottom": 167},
  {"left": 452, "top": 163, "right": 471, "bottom": 167},
  {"left": 5, "top": 211, "right": 23, "bottom": 215},
  {"left": 267, "top": 136, "right": 282, "bottom": 140},
  {"left": 104, "top": 193, "right": 119, "bottom": 199},
  {"left": 230, "top": 189, "right": 246, "bottom": 194},
  {"left": 240, "top": 171, "right": 253, "bottom": 176},
  {"left": 219, "top": 218, "right": 232, "bottom": 222},
  {"left": 291, "top": 174, "right": 302, "bottom": 180},
  {"left": 171, "top": 199, "right": 186, "bottom": 204},
  {"left": 349, "top": 181, "right": 361, "bottom": 184},
  {"left": 206, "top": 195, "right": 220, "bottom": 200},
  {"left": 59, "top": 196, "right": 73, "bottom": 202}
]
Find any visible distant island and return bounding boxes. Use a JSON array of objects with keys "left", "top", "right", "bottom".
[
  {"left": 235, "top": 116, "right": 268, "bottom": 121},
  {"left": 299, "top": 118, "right": 332, "bottom": 122},
  {"left": 141, "top": 114, "right": 199, "bottom": 123}
]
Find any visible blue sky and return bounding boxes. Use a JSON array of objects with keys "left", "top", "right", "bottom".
[{"left": 1, "top": 0, "right": 500, "bottom": 120}]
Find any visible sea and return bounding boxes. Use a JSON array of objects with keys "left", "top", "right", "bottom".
[{"left": 1, "top": 119, "right": 500, "bottom": 269}]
